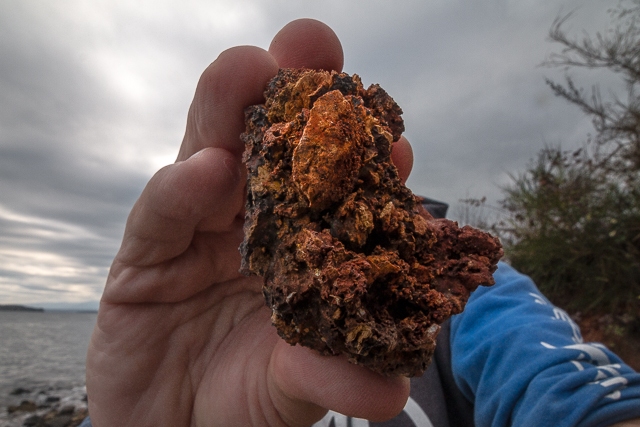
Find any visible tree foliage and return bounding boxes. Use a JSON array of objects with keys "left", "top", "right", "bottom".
[{"left": 499, "top": 1, "right": 640, "bottom": 319}]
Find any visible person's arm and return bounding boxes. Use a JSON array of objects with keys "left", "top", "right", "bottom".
[
  {"left": 85, "top": 19, "right": 413, "bottom": 427},
  {"left": 449, "top": 262, "right": 640, "bottom": 427}
]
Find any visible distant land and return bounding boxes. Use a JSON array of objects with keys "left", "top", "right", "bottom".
[
  {"left": 33, "top": 300, "right": 100, "bottom": 312},
  {"left": 0, "top": 304, "right": 44, "bottom": 312},
  {"left": 0, "top": 300, "right": 99, "bottom": 312}
]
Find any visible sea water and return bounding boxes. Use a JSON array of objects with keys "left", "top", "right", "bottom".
[{"left": 0, "top": 311, "right": 96, "bottom": 408}]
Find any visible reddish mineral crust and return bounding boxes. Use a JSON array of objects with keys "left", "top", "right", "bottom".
[{"left": 240, "top": 69, "right": 503, "bottom": 377}]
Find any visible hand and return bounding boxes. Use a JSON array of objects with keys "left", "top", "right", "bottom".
[
  {"left": 86, "top": 19, "right": 413, "bottom": 427},
  {"left": 609, "top": 419, "right": 640, "bottom": 427}
]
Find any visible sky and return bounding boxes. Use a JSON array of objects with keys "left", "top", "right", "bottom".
[{"left": 0, "top": 0, "right": 622, "bottom": 306}]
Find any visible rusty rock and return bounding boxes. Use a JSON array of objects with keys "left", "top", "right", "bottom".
[{"left": 240, "top": 69, "right": 502, "bottom": 377}]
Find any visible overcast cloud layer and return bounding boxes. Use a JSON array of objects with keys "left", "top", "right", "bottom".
[{"left": 0, "top": 0, "right": 617, "bottom": 305}]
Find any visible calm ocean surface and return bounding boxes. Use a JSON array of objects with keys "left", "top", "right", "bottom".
[{"left": 0, "top": 311, "right": 97, "bottom": 407}]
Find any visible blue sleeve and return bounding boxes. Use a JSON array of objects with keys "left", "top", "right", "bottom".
[{"left": 450, "top": 262, "right": 640, "bottom": 427}]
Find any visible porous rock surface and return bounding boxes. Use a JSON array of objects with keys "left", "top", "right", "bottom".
[{"left": 240, "top": 69, "right": 503, "bottom": 377}]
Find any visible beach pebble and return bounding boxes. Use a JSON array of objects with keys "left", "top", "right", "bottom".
[{"left": 1, "top": 385, "right": 88, "bottom": 427}]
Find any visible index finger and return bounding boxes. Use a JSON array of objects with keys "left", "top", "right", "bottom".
[
  {"left": 177, "top": 20, "right": 345, "bottom": 161},
  {"left": 177, "top": 46, "right": 278, "bottom": 160}
]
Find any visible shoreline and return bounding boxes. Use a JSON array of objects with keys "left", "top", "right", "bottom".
[{"left": 1, "top": 384, "right": 88, "bottom": 427}]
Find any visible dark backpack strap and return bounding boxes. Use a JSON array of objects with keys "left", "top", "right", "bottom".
[
  {"left": 419, "top": 197, "right": 449, "bottom": 220},
  {"left": 433, "top": 319, "right": 475, "bottom": 426}
]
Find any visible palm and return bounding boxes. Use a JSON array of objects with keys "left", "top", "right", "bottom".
[{"left": 90, "top": 171, "right": 287, "bottom": 423}]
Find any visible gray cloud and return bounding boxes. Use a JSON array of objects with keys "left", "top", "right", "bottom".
[{"left": 0, "top": 0, "right": 615, "bottom": 303}]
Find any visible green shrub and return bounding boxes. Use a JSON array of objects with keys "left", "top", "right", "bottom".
[{"left": 501, "top": 147, "right": 640, "bottom": 316}]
